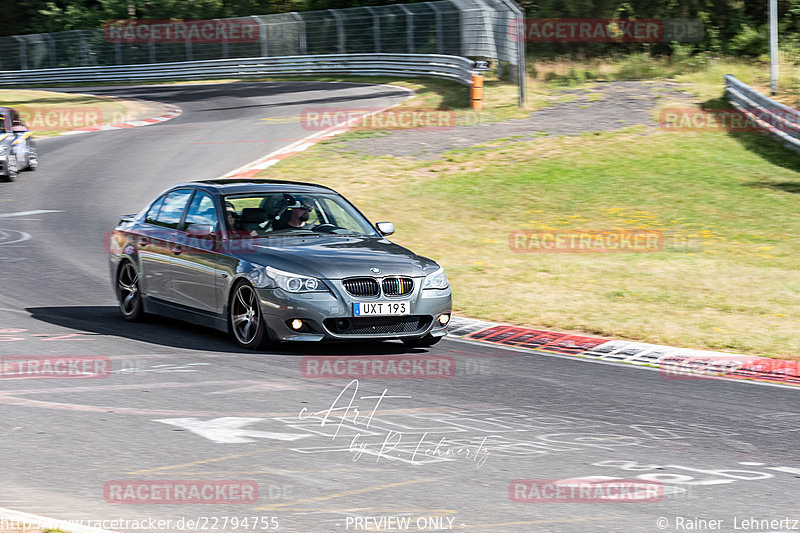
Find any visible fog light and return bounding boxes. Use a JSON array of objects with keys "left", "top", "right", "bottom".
[
  {"left": 438, "top": 314, "right": 450, "bottom": 325},
  {"left": 290, "top": 319, "right": 304, "bottom": 330}
]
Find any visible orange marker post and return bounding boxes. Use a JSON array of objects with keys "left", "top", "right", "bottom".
[{"left": 471, "top": 74, "right": 484, "bottom": 111}]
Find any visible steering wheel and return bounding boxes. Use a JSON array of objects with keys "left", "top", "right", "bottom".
[{"left": 312, "top": 224, "right": 339, "bottom": 233}]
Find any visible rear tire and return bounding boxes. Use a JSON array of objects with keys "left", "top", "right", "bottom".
[
  {"left": 3, "top": 155, "right": 17, "bottom": 182},
  {"left": 402, "top": 334, "right": 442, "bottom": 348},
  {"left": 117, "top": 261, "right": 144, "bottom": 322},
  {"left": 228, "top": 281, "right": 268, "bottom": 349}
]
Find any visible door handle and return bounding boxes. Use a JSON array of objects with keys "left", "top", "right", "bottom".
[
  {"left": 138, "top": 237, "right": 149, "bottom": 247},
  {"left": 172, "top": 245, "right": 182, "bottom": 255}
]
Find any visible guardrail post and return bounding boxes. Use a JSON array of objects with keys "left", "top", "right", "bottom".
[
  {"left": 328, "top": 9, "right": 345, "bottom": 53},
  {"left": 291, "top": 12, "right": 307, "bottom": 55},
  {"left": 496, "top": 0, "right": 526, "bottom": 107},
  {"left": 399, "top": 5, "right": 415, "bottom": 54},
  {"left": 451, "top": 3, "right": 479, "bottom": 57},
  {"left": 12, "top": 36, "right": 27, "bottom": 70},
  {"left": 217, "top": 20, "right": 229, "bottom": 59},
  {"left": 428, "top": 2, "right": 445, "bottom": 55},
  {"left": 365, "top": 6, "right": 381, "bottom": 53},
  {"left": 252, "top": 16, "right": 268, "bottom": 57},
  {"left": 185, "top": 35, "right": 193, "bottom": 61},
  {"left": 42, "top": 33, "right": 56, "bottom": 67},
  {"left": 770, "top": 0, "right": 778, "bottom": 95},
  {"left": 79, "top": 31, "right": 91, "bottom": 66},
  {"left": 149, "top": 36, "right": 156, "bottom": 64},
  {"left": 115, "top": 40, "right": 122, "bottom": 65}
]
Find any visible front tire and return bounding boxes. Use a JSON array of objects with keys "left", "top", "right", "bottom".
[
  {"left": 228, "top": 281, "right": 268, "bottom": 349},
  {"left": 117, "top": 261, "right": 144, "bottom": 321},
  {"left": 402, "top": 334, "right": 443, "bottom": 348},
  {"left": 25, "top": 146, "right": 38, "bottom": 171}
]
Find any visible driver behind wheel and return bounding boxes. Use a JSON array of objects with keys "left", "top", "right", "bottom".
[{"left": 273, "top": 204, "right": 311, "bottom": 230}]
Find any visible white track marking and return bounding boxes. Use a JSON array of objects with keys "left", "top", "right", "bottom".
[
  {"left": 155, "top": 417, "right": 311, "bottom": 443},
  {"left": 0, "top": 210, "right": 62, "bottom": 218}
]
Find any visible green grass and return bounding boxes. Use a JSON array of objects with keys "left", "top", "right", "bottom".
[{"left": 525, "top": 54, "right": 800, "bottom": 106}]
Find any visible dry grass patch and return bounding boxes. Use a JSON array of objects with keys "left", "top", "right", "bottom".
[
  {"left": 261, "top": 125, "right": 800, "bottom": 360},
  {"left": 0, "top": 89, "right": 130, "bottom": 136}
]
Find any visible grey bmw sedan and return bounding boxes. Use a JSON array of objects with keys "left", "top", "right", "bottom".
[{"left": 108, "top": 179, "right": 452, "bottom": 349}]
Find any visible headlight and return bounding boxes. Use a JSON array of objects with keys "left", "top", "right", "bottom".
[
  {"left": 422, "top": 266, "right": 449, "bottom": 290},
  {"left": 264, "top": 266, "right": 325, "bottom": 293},
  {"left": 0, "top": 146, "right": 8, "bottom": 157}
]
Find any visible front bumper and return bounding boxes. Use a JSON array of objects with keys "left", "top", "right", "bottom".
[{"left": 257, "top": 279, "right": 451, "bottom": 342}]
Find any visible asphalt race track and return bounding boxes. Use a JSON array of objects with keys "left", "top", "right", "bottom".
[{"left": 0, "top": 81, "right": 798, "bottom": 533}]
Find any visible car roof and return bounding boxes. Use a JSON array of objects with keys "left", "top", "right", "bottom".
[{"left": 174, "top": 179, "right": 337, "bottom": 196}]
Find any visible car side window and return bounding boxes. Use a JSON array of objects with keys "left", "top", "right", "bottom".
[
  {"left": 145, "top": 196, "right": 166, "bottom": 225},
  {"left": 153, "top": 189, "right": 192, "bottom": 229},
  {"left": 10, "top": 111, "right": 23, "bottom": 128},
  {"left": 183, "top": 191, "right": 219, "bottom": 230}
]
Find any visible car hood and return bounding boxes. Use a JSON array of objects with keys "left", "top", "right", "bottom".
[{"left": 233, "top": 236, "right": 438, "bottom": 279}]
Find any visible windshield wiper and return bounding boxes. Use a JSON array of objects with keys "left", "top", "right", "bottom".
[{"left": 262, "top": 230, "right": 320, "bottom": 238}]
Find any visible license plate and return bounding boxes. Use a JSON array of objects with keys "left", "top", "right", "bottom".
[{"left": 354, "top": 301, "right": 410, "bottom": 316}]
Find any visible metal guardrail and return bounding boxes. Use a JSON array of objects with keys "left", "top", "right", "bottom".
[
  {"left": 0, "top": 2, "right": 518, "bottom": 69},
  {"left": 0, "top": 0, "right": 524, "bottom": 104},
  {"left": 0, "top": 54, "right": 475, "bottom": 86},
  {"left": 725, "top": 74, "right": 800, "bottom": 153}
]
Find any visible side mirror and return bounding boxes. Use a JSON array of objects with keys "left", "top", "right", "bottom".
[
  {"left": 186, "top": 223, "right": 214, "bottom": 237},
  {"left": 376, "top": 222, "right": 395, "bottom": 236},
  {"left": 11, "top": 125, "right": 27, "bottom": 133}
]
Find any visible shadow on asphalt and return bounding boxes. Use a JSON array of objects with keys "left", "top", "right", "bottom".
[{"left": 25, "top": 305, "right": 426, "bottom": 356}]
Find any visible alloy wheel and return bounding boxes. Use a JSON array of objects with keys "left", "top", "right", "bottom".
[
  {"left": 231, "top": 283, "right": 261, "bottom": 345},
  {"left": 117, "top": 262, "right": 140, "bottom": 318}
]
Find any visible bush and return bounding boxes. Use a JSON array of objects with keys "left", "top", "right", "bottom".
[
  {"left": 614, "top": 53, "right": 668, "bottom": 80},
  {"left": 669, "top": 43, "right": 710, "bottom": 74},
  {"left": 729, "top": 25, "right": 768, "bottom": 57},
  {"left": 543, "top": 68, "right": 599, "bottom": 86}
]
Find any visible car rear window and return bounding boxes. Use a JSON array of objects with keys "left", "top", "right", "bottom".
[{"left": 153, "top": 189, "right": 192, "bottom": 229}]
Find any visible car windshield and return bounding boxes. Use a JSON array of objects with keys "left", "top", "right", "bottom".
[{"left": 223, "top": 192, "right": 380, "bottom": 237}]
